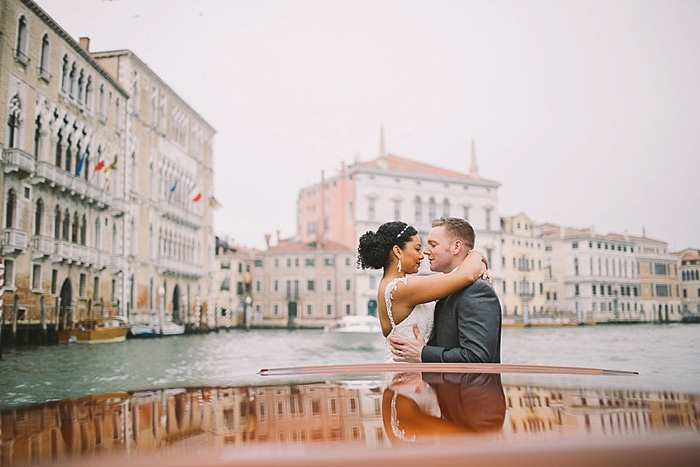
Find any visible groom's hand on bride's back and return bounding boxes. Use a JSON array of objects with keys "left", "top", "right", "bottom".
[{"left": 389, "top": 324, "right": 425, "bottom": 363}]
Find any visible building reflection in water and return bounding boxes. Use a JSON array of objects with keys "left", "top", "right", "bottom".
[{"left": 1, "top": 374, "right": 699, "bottom": 465}]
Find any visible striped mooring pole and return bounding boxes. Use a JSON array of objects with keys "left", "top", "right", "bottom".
[{"left": 0, "top": 259, "right": 5, "bottom": 359}]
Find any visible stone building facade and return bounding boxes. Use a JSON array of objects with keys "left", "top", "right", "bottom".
[
  {"left": 212, "top": 236, "right": 258, "bottom": 328},
  {"left": 537, "top": 223, "right": 684, "bottom": 323},
  {"left": 251, "top": 237, "right": 355, "bottom": 328},
  {"left": 0, "top": 0, "right": 129, "bottom": 324},
  {"left": 538, "top": 224, "right": 644, "bottom": 323},
  {"left": 499, "top": 213, "right": 546, "bottom": 321},
  {"left": 90, "top": 49, "right": 216, "bottom": 329},
  {"left": 634, "top": 234, "right": 682, "bottom": 322},
  {"left": 677, "top": 248, "right": 700, "bottom": 318},
  {"left": 296, "top": 131, "right": 502, "bottom": 316}
]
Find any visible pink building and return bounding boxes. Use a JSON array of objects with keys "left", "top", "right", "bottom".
[{"left": 296, "top": 130, "right": 502, "bottom": 315}]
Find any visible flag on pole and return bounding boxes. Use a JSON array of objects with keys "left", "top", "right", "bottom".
[
  {"left": 170, "top": 179, "right": 178, "bottom": 193},
  {"left": 209, "top": 196, "right": 221, "bottom": 209},
  {"left": 193, "top": 191, "right": 203, "bottom": 202},
  {"left": 75, "top": 144, "right": 89, "bottom": 176},
  {"left": 94, "top": 154, "right": 105, "bottom": 172},
  {"left": 104, "top": 155, "right": 117, "bottom": 173}
]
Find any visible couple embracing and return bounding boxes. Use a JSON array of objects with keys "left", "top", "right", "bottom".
[{"left": 358, "top": 217, "right": 502, "bottom": 364}]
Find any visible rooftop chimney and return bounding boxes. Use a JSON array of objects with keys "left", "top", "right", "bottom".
[
  {"left": 79, "top": 37, "right": 90, "bottom": 51},
  {"left": 264, "top": 234, "right": 271, "bottom": 248}
]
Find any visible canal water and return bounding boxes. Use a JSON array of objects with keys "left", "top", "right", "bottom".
[{"left": 1, "top": 323, "right": 699, "bottom": 409}]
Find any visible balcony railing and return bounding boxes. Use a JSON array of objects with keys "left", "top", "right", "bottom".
[
  {"left": 518, "top": 291, "right": 535, "bottom": 300},
  {"left": 54, "top": 240, "right": 92, "bottom": 265},
  {"left": 157, "top": 199, "right": 202, "bottom": 230},
  {"left": 518, "top": 264, "right": 531, "bottom": 272},
  {"left": 110, "top": 197, "right": 129, "bottom": 216},
  {"left": 33, "top": 161, "right": 110, "bottom": 209},
  {"left": 32, "top": 235, "right": 55, "bottom": 257},
  {"left": 3, "top": 148, "right": 36, "bottom": 176},
  {"left": 158, "top": 257, "right": 202, "bottom": 277},
  {"left": 2, "top": 228, "right": 28, "bottom": 253}
]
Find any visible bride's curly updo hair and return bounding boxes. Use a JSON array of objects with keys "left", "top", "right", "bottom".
[{"left": 357, "top": 221, "right": 418, "bottom": 270}]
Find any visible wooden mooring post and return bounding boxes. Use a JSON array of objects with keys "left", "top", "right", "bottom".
[
  {"left": 11, "top": 294, "right": 19, "bottom": 347},
  {"left": 0, "top": 260, "right": 4, "bottom": 359},
  {"left": 40, "top": 296, "right": 47, "bottom": 345},
  {"left": 55, "top": 297, "right": 62, "bottom": 333}
]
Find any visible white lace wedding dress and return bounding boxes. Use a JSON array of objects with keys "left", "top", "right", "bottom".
[{"left": 383, "top": 276, "right": 435, "bottom": 363}]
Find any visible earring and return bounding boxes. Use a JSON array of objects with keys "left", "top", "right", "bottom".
[{"left": 397, "top": 260, "right": 402, "bottom": 273}]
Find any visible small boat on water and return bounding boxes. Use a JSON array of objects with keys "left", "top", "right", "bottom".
[
  {"left": 129, "top": 321, "right": 185, "bottom": 337},
  {"left": 58, "top": 316, "right": 130, "bottom": 344},
  {"left": 323, "top": 315, "right": 383, "bottom": 349}
]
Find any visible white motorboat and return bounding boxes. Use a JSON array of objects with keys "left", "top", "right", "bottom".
[
  {"left": 129, "top": 321, "right": 185, "bottom": 337},
  {"left": 323, "top": 315, "right": 383, "bottom": 349}
]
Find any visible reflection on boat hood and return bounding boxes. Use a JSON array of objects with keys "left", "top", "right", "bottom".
[
  {"left": 382, "top": 373, "right": 506, "bottom": 443},
  {"left": 1, "top": 372, "right": 699, "bottom": 466}
]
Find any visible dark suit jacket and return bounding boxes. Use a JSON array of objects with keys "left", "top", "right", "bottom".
[
  {"left": 422, "top": 372, "right": 506, "bottom": 432},
  {"left": 421, "top": 278, "right": 502, "bottom": 363}
]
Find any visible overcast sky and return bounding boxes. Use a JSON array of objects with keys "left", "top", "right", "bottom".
[{"left": 42, "top": 0, "right": 700, "bottom": 251}]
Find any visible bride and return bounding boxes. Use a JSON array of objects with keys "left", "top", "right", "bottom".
[{"left": 357, "top": 221, "right": 488, "bottom": 362}]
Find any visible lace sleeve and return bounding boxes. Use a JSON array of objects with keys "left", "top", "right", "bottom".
[{"left": 384, "top": 276, "right": 408, "bottom": 330}]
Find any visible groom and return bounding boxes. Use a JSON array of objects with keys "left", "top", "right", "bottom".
[{"left": 389, "top": 217, "right": 502, "bottom": 363}]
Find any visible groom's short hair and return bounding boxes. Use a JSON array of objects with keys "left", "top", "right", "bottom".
[{"left": 432, "top": 217, "right": 475, "bottom": 249}]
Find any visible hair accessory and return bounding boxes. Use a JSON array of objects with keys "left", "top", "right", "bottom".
[{"left": 396, "top": 224, "right": 410, "bottom": 239}]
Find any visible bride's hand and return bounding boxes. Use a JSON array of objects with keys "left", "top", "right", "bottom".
[{"left": 481, "top": 268, "right": 493, "bottom": 283}]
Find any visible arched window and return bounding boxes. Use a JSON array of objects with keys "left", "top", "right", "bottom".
[
  {"left": 94, "top": 218, "right": 101, "bottom": 249},
  {"left": 39, "top": 34, "right": 50, "bottom": 76},
  {"left": 33, "top": 116, "right": 42, "bottom": 159},
  {"left": 69, "top": 63, "right": 76, "bottom": 97},
  {"left": 131, "top": 152, "right": 138, "bottom": 190},
  {"left": 428, "top": 197, "right": 436, "bottom": 221},
  {"left": 15, "top": 16, "right": 29, "bottom": 60},
  {"left": 62, "top": 209, "right": 70, "bottom": 241},
  {"left": 82, "top": 145, "right": 90, "bottom": 180},
  {"left": 80, "top": 215, "right": 87, "bottom": 245},
  {"left": 7, "top": 94, "right": 22, "bottom": 148},
  {"left": 65, "top": 140, "right": 72, "bottom": 173},
  {"left": 61, "top": 55, "right": 68, "bottom": 91},
  {"left": 115, "top": 98, "right": 120, "bottom": 129},
  {"left": 85, "top": 77, "right": 93, "bottom": 109},
  {"left": 77, "top": 70, "right": 84, "bottom": 103},
  {"left": 414, "top": 196, "right": 422, "bottom": 224},
  {"left": 55, "top": 130, "right": 63, "bottom": 167},
  {"left": 34, "top": 199, "right": 44, "bottom": 235},
  {"left": 98, "top": 84, "right": 105, "bottom": 116},
  {"left": 71, "top": 212, "right": 79, "bottom": 243},
  {"left": 5, "top": 189, "right": 16, "bottom": 228},
  {"left": 442, "top": 198, "right": 450, "bottom": 217},
  {"left": 130, "top": 217, "right": 136, "bottom": 254},
  {"left": 54, "top": 205, "right": 61, "bottom": 239}
]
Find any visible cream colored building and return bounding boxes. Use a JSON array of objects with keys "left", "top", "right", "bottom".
[
  {"left": 677, "top": 248, "right": 700, "bottom": 318},
  {"left": 90, "top": 49, "right": 216, "bottom": 329},
  {"left": 0, "top": 0, "right": 128, "bottom": 324},
  {"left": 634, "top": 234, "right": 682, "bottom": 322},
  {"left": 251, "top": 237, "right": 355, "bottom": 328},
  {"left": 499, "top": 213, "right": 546, "bottom": 321},
  {"left": 297, "top": 130, "right": 502, "bottom": 316},
  {"left": 212, "top": 236, "right": 258, "bottom": 328},
  {"left": 538, "top": 224, "right": 643, "bottom": 323}
]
